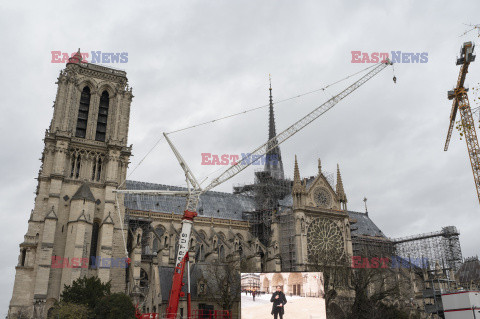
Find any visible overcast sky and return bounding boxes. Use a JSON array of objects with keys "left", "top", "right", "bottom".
[{"left": 1, "top": 0, "right": 480, "bottom": 315}]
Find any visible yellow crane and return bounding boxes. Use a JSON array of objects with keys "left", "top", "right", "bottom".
[{"left": 444, "top": 42, "right": 480, "bottom": 204}]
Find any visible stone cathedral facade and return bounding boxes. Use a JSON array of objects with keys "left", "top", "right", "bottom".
[
  {"left": 8, "top": 55, "right": 388, "bottom": 318},
  {"left": 8, "top": 51, "right": 133, "bottom": 318}
]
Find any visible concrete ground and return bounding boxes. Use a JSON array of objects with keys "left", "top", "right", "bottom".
[{"left": 241, "top": 294, "right": 327, "bottom": 319}]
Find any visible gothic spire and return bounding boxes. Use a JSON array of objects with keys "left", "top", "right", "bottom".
[
  {"left": 292, "top": 155, "right": 306, "bottom": 198},
  {"left": 336, "top": 164, "right": 347, "bottom": 209},
  {"left": 264, "top": 75, "right": 285, "bottom": 180},
  {"left": 268, "top": 75, "right": 276, "bottom": 138},
  {"left": 294, "top": 155, "right": 300, "bottom": 185}
]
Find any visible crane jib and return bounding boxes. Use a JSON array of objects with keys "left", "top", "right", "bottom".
[{"left": 204, "top": 60, "right": 391, "bottom": 192}]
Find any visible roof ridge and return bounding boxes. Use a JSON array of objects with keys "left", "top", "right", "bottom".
[{"left": 125, "top": 179, "right": 253, "bottom": 197}]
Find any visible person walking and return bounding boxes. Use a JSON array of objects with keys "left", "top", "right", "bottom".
[
  {"left": 270, "top": 286, "right": 287, "bottom": 319},
  {"left": 252, "top": 290, "right": 256, "bottom": 301}
]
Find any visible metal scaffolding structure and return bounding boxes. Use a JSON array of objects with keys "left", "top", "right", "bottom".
[
  {"left": 234, "top": 170, "right": 291, "bottom": 246},
  {"left": 278, "top": 212, "right": 296, "bottom": 271},
  {"left": 392, "top": 226, "right": 463, "bottom": 272}
]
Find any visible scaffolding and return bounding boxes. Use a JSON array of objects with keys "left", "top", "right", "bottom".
[
  {"left": 392, "top": 226, "right": 463, "bottom": 273},
  {"left": 278, "top": 212, "right": 296, "bottom": 271},
  {"left": 351, "top": 234, "right": 395, "bottom": 259},
  {"left": 234, "top": 170, "right": 291, "bottom": 246}
]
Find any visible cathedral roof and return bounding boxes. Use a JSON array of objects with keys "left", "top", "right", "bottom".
[
  {"left": 348, "top": 210, "right": 385, "bottom": 238},
  {"left": 124, "top": 180, "right": 255, "bottom": 221}
]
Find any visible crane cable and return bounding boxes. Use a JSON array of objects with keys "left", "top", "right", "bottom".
[{"left": 167, "top": 63, "right": 379, "bottom": 135}]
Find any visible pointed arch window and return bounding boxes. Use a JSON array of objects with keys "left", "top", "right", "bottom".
[
  {"left": 89, "top": 221, "right": 100, "bottom": 266},
  {"left": 71, "top": 154, "right": 81, "bottom": 178},
  {"left": 76, "top": 155, "right": 81, "bottom": 178},
  {"left": 76, "top": 87, "right": 91, "bottom": 138},
  {"left": 20, "top": 248, "right": 27, "bottom": 266},
  {"left": 91, "top": 157, "right": 102, "bottom": 182},
  {"left": 95, "top": 91, "right": 109, "bottom": 142},
  {"left": 70, "top": 156, "right": 75, "bottom": 178}
]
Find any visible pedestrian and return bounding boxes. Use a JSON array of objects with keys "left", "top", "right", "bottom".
[
  {"left": 252, "top": 290, "right": 256, "bottom": 301},
  {"left": 270, "top": 286, "right": 287, "bottom": 319}
]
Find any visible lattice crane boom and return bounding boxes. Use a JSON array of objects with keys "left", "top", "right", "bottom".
[
  {"left": 445, "top": 42, "right": 475, "bottom": 151},
  {"left": 204, "top": 59, "right": 393, "bottom": 192},
  {"left": 444, "top": 41, "right": 480, "bottom": 204}
]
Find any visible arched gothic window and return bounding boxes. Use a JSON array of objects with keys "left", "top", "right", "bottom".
[
  {"left": 95, "top": 91, "right": 109, "bottom": 142},
  {"left": 20, "top": 249, "right": 26, "bottom": 266},
  {"left": 71, "top": 154, "right": 81, "bottom": 178},
  {"left": 76, "top": 87, "right": 91, "bottom": 138},
  {"left": 91, "top": 157, "right": 102, "bottom": 182},
  {"left": 89, "top": 221, "right": 100, "bottom": 266}
]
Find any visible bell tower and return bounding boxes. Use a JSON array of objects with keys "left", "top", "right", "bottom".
[{"left": 8, "top": 50, "right": 133, "bottom": 318}]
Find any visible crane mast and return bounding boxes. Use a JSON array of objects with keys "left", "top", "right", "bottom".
[
  {"left": 116, "top": 59, "right": 393, "bottom": 319},
  {"left": 444, "top": 42, "right": 480, "bottom": 205}
]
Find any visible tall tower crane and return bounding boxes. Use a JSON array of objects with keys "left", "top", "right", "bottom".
[
  {"left": 444, "top": 42, "right": 479, "bottom": 204},
  {"left": 117, "top": 59, "right": 393, "bottom": 319}
]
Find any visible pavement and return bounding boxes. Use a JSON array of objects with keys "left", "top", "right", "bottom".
[{"left": 241, "top": 294, "right": 327, "bottom": 319}]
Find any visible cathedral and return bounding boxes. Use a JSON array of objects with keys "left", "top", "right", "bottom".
[{"left": 8, "top": 52, "right": 390, "bottom": 318}]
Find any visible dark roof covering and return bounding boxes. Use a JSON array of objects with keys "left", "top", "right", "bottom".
[
  {"left": 124, "top": 180, "right": 255, "bottom": 221},
  {"left": 124, "top": 180, "right": 385, "bottom": 237},
  {"left": 348, "top": 210, "right": 385, "bottom": 238},
  {"left": 278, "top": 193, "right": 293, "bottom": 207},
  {"left": 71, "top": 183, "right": 96, "bottom": 202}
]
